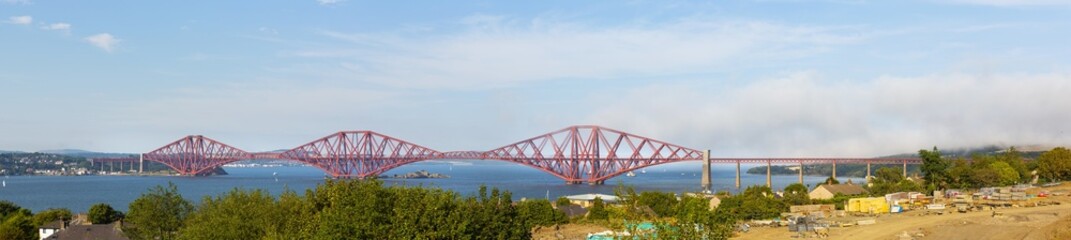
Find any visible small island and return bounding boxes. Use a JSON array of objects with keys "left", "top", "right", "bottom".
[{"left": 381, "top": 170, "right": 449, "bottom": 179}]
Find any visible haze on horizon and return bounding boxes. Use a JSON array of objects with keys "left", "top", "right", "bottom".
[{"left": 1, "top": 0, "right": 1069, "bottom": 157}]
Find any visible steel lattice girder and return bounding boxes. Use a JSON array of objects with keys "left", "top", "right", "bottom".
[
  {"left": 135, "top": 125, "right": 924, "bottom": 183},
  {"left": 279, "top": 131, "right": 441, "bottom": 178},
  {"left": 143, "top": 135, "right": 251, "bottom": 175},
  {"left": 483, "top": 125, "right": 705, "bottom": 183}
]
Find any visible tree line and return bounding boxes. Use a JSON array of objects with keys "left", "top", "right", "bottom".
[{"left": 921, "top": 147, "right": 1071, "bottom": 191}]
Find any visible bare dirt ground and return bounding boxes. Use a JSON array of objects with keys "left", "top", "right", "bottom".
[
  {"left": 736, "top": 183, "right": 1071, "bottom": 240},
  {"left": 531, "top": 223, "right": 610, "bottom": 240}
]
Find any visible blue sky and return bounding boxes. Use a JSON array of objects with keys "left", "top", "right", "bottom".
[{"left": 1, "top": 0, "right": 1069, "bottom": 156}]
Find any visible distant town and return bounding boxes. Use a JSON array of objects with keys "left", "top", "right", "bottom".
[{"left": 0, "top": 151, "right": 309, "bottom": 176}]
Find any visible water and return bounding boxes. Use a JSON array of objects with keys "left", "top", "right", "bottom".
[{"left": 0, "top": 161, "right": 860, "bottom": 212}]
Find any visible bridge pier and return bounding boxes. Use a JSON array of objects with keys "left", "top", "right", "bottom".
[
  {"left": 903, "top": 159, "right": 907, "bottom": 177},
  {"left": 866, "top": 161, "right": 872, "bottom": 180},
  {"left": 766, "top": 160, "right": 772, "bottom": 188},
  {"left": 588, "top": 180, "right": 604, "bottom": 185},
  {"left": 139, "top": 154, "right": 144, "bottom": 175},
  {"left": 735, "top": 160, "right": 741, "bottom": 189},
  {"left": 701, "top": 150, "right": 711, "bottom": 192},
  {"left": 831, "top": 160, "right": 837, "bottom": 181},
  {"left": 798, "top": 161, "right": 804, "bottom": 185}
]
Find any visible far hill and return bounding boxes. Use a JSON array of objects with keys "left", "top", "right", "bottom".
[
  {"left": 747, "top": 145, "right": 1058, "bottom": 178},
  {"left": 37, "top": 149, "right": 138, "bottom": 158}
]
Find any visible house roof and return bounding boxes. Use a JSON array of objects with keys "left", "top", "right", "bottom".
[
  {"left": 41, "top": 220, "right": 65, "bottom": 229},
  {"left": 563, "top": 193, "right": 619, "bottom": 202},
  {"left": 813, "top": 184, "right": 867, "bottom": 196},
  {"left": 46, "top": 223, "right": 128, "bottom": 240}
]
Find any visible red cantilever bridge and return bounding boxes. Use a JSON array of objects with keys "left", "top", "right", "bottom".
[{"left": 94, "top": 125, "right": 922, "bottom": 186}]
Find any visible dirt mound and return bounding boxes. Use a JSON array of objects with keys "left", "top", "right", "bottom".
[{"left": 1030, "top": 214, "right": 1071, "bottom": 240}]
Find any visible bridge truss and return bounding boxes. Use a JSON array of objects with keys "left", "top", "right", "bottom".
[{"left": 98, "top": 125, "right": 923, "bottom": 184}]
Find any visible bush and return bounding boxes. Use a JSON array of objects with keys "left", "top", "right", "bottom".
[{"left": 88, "top": 203, "right": 121, "bottom": 224}]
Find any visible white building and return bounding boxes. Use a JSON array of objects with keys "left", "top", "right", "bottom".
[
  {"left": 563, "top": 193, "right": 619, "bottom": 207},
  {"left": 39, "top": 220, "right": 64, "bottom": 240}
]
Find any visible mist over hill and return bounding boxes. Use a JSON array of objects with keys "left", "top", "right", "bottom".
[{"left": 748, "top": 145, "right": 1058, "bottom": 178}]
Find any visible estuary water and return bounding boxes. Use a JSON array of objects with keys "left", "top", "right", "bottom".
[{"left": 0, "top": 160, "right": 859, "bottom": 212}]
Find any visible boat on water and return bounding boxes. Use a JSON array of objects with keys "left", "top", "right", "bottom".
[{"left": 627, "top": 171, "right": 636, "bottom": 177}]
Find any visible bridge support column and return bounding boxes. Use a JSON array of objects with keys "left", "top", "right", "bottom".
[
  {"left": 766, "top": 160, "right": 772, "bottom": 188},
  {"left": 831, "top": 160, "right": 837, "bottom": 181},
  {"left": 903, "top": 159, "right": 907, "bottom": 177},
  {"left": 701, "top": 150, "right": 711, "bottom": 193},
  {"left": 735, "top": 160, "right": 741, "bottom": 189},
  {"left": 588, "top": 180, "right": 604, "bottom": 185},
  {"left": 139, "top": 154, "right": 144, "bottom": 175},
  {"left": 866, "top": 161, "right": 872, "bottom": 181},
  {"left": 798, "top": 161, "right": 804, "bottom": 185}
]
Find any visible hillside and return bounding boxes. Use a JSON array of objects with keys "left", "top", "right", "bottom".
[{"left": 747, "top": 145, "right": 1054, "bottom": 178}]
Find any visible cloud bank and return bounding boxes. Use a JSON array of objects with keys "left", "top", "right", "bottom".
[
  {"left": 584, "top": 72, "right": 1071, "bottom": 157},
  {"left": 85, "top": 33, "right": 120, "bottom": 52},
  {"left": 7, "top": 15, "right": 32, "bottom": 25}
]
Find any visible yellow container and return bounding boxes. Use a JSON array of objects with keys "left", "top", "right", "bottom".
[{"left": 847, "top": 197, "right": 889, "bottom": 214}]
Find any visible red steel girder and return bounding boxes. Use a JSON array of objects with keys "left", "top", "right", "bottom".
[
  {"left": 484, "top": 125, "right": 705, "bottom": 183},
  {"left": 143, "top": 135, "right": 252, "bottom": 176},
  {"left": 134, "top": 125, "right": 926, "bottom": 183},
  {"left": 279, "top": 131, "right": 441, "bottom": 178}
]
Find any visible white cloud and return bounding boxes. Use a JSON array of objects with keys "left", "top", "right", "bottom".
[
  {"left": 41, "top": 22, "right": 71, "bottom": 33},
  {"left": 7, "top": 15, "right": 32, "bottom": 25},
  {"left": 583, "top": 72, "right": 1071, "bottom": 157},
  {"left": 84, "top": 33, "right": 120, "bottom": 52},
  {"left": 316, "top": 0, "right": 343, "bottom": 5},
  {"left": 294, "top": 17, "right": 869, "bottom": 89}
]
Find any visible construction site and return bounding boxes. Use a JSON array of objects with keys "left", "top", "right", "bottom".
[{"left": 736, "top": 182, "right": 1071, "bottom": 240}]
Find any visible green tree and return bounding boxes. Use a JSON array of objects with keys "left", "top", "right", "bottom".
[
  {"left": 32, "top": 208, "right": 72, "bottom": 227},
  {"left": 866, "top": 167, "right": 911, "bottom": 195},
  {"left": 516, "top": 199, "right": 567, "bottom": 229},
  {"left": 818, "top": 176, "right": 840, "bottom": 186},
  {"left": 0, "top": 201, "right": 24, "bottom": 218},
  {"left": 88, "top": 203, "right": 121, "bottom": 224},
  {"left": 971, "top": 166, "right": 1000, "bottom": 187},
  {"left": 0, "top": 201, "right": 35, "bottom": 240},
  {"left": 587, "top": 197, "right": 609, "bottom": 220},
  {"left": 874, "top": 167, "right": 905, "bottom": 183},
  {"left": 782, "top": 183, "right": 811, "bottom": 205},
  {"left": 1038, "top": 147, "right": 1071, "bottom": 182},
  {"left": 555, "top": 196, "right": 573, "bottom": 207},
  {"left": 997, "top": 147, "right": 1031, "bottom": 183},
  {"left": 715, "top": 185, "right": 785, "bottom": 221},
  {"left": 263, "top": 189, "right": 313, "bottom": 240},
  {"left": 636, "top": 191, "right": 678, "bottom": 217},
  {"left": 989, "top": 161, "right": 1020, "bottom": 186},
  {"left": 659, "top": 195, "right": 733, "bottom": 239},
  {"left": 947, "top": 158, "right": 974, "bottom": 188},
  {"left": 124, "top": 182, "right": 193, "bottom": 240},
  {"left": 919, "top": 147, "right": 951, "bottom": 191},
  {"left": 177, "top": 189, "right": 279, "bottom": 240}
]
